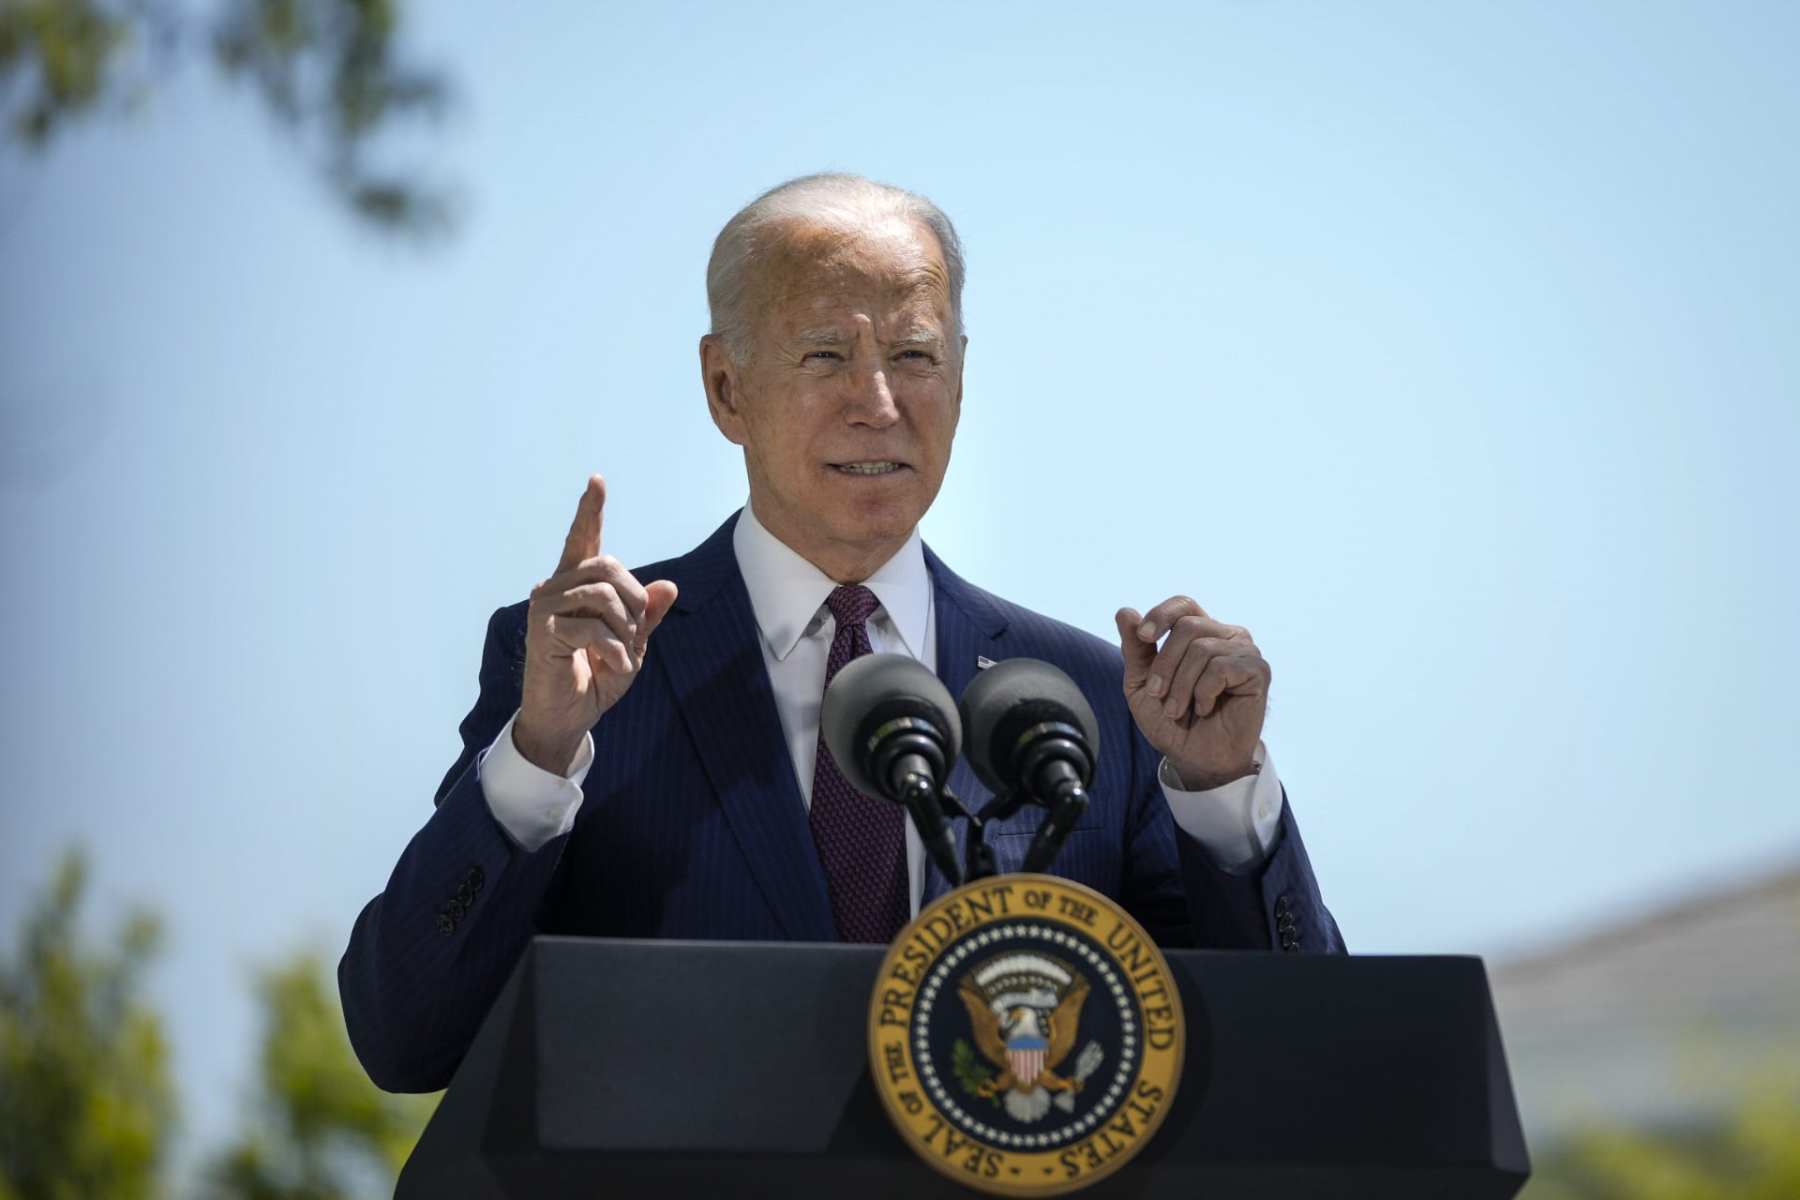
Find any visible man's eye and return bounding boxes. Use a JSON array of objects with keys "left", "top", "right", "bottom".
[
  {"left": 804, "top": 350, "right": 842, "bottom": 362},
  {"left": 897, "top": 350, "right": 933, "bottom": 362}
]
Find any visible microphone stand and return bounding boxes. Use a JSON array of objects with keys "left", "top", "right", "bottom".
[
  {"left": 1022, "top": 784, "right": 1088, "bottom": 873},
  {"left": 901, "top": 773, "right": 967, "bottom": 889},
  {"left": 952, "top": 787, "right": 1086, "bottom": 884},
  {"left": 942, "top": 786, "right": 1004, "bottom": 884}
]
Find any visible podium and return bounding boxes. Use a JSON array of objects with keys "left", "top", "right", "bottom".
[{"left": 398, "top": 937, "right": 1529, "bottom": 1198}]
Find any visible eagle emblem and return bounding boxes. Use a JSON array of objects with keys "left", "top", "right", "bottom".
[{"left": 955, "top": 952, "right": 1104, "bottom": 1123}]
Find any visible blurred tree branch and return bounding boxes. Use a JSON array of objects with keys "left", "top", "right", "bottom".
[
  {"left": 0, "top": 848, "right": 175, "bottom": 1200},
  {"left": 200, "top": 952, "right": 438, "bottom": 1199},
  {"left": 0, "top": 0, "right": 454, "bottom": 234}
]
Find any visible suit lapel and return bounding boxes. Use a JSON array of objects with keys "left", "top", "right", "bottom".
[
  {"left": 651, "top": 515, "right": 836, "bottom": 941},
  {"left": 922, "top": 545, "right": 1009, "bottom": 905}
]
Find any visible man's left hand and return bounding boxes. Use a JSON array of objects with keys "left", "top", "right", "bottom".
[{"left": 1115, "top": 597, "right": 1270, "bottom": 790}]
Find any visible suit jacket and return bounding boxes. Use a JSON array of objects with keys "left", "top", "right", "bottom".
[{"left": 339, "top": 513, "right": 1343, "bottom": 1093}]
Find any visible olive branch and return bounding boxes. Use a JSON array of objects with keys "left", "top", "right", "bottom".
[{"left": 952, "top": 1038, "right": 999, "bottom": 1106}]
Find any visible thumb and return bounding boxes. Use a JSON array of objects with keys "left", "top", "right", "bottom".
[
  {"left": 635, "top": 580, "right": 680, "bottom": 656},
  {"left": 1114, "top": 607, "right": 1154, "bottom": 691}
]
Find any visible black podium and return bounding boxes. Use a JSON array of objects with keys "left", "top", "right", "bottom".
[{"left": 398, "top": 937, "right": 1529, "bottom": 1198}]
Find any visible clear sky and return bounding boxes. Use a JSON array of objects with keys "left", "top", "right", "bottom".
[{"left": 2, "top": 0, "right": 1795, "bottom": 1168}]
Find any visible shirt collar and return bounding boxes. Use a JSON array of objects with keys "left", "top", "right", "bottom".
[{"left": 732, "top": 501, "right": 932, "bottom": 663}]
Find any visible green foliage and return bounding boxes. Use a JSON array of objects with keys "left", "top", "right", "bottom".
[
  {"left": 211, "top": 0, "right": 451, "bottom": 231},
  {"left": 200, "top": 952, "right": 438, "bottom": 1200},
  {"left": 0, "top": 0, "right": 452, "bottom": 233},
  {"left": 952, "top": 1037, "right": 997, "bottom": 1106},
  {"left": 0, "top": 0, "right": 157, "bottom": 144},
  {"left": 1, "top": 849, "right": 436, "bottom": 1199},
  {"left": 1527, "top": 1089, "right": 1800, "bottom": 1200},
  {"left": 0, "top": 848, "right": 176, "bottom": 1200}
]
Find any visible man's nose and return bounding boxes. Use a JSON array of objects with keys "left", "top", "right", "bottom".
[{"left": 844, "top": 361, "right": 900, "bottom": 428}]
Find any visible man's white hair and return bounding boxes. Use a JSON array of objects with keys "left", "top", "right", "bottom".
[{"left": 705, "top": 172, "right": 966, "bottom": 363}]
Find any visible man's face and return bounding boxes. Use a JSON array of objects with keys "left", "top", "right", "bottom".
[{"left": 703, "top": 216, "right": 964, "bottom": 577}]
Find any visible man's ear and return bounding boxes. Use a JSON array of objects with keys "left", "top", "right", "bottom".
[
  {"left": 699, "top": 334, "right": 748, "bottom": 446},
  {"left": 954, "top": 333, "right": 969, "bottom": 410}
]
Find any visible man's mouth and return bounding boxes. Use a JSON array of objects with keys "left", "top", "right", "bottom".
[{"left": 830, "top": 461, "right": 907, "bottom": 476}]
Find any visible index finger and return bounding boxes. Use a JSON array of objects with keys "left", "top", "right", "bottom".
[
  {"left": 556, "top": 474, "right": 606, "bottom": 573},
  {"left": 1134, "top": 595, "right": 1209, "bottom": 643}
]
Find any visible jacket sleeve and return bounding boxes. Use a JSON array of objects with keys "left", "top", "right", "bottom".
[
  {"left": 1123, "top": 728, "right": 1345, "bottom": 954},
  {"left": 337, "top": 604, "right": 570, "bottom": 1093}
]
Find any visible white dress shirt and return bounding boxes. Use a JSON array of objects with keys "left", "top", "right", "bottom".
[{"left": 478, "top": 504, "right": 1287, "bottom": 913}]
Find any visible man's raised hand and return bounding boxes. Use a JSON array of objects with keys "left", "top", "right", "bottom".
[
  {"left": 513, "top": 475, "right": 679, "bottom": 774},
  {"left": 1115, "top": 597, "right": 1269, "bottom": 791}
]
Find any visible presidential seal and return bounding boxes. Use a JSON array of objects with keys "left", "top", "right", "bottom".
[{"left": 868, "top": 874, "right": 1184, "bottom": 1196}]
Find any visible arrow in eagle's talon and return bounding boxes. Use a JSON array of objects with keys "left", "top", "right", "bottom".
[{"left": 1053, "top": 1041, "right": 1107, "bottom": 1112}]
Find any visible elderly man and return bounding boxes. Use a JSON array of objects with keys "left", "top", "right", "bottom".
[{"left": 340, "top": 174, "right": 1342, "bottom": 1094}]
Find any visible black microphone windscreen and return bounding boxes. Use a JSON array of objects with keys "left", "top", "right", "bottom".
[
  {"left": 820, "top": 653, "right": 962, "bottom": 798},
  {"left": 957, "top": 658, "right": 1101, "bottom": 795}
]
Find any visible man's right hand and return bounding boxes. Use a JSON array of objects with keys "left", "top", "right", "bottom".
[{"left": 513, "top": 475, "right": 679, "bottom": 774}]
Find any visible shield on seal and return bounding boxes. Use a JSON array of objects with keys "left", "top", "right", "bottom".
[{"left": 1006, "top": 1035, "right": 1048, "bottom": 1087}]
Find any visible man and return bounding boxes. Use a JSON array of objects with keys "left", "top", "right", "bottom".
[{"left": 340, "top": 174, "right": 1342, "bottom": 1095}]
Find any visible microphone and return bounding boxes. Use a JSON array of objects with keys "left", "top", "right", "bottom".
[
  {"left": 820, "top": 653, "right": 964, "bottom": 887},
  {"left": 957, "top": 658, "right": 1100, "bottom": 873}
]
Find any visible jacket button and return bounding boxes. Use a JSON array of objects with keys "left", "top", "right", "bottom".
[
  {"left": 436, "top": 912, "right": 456, "bottom": 935},
  {"left": 465, "top": 865, "right": 485, "bottom": 891},
  {"left": 455, "top": 882, "right": 475, "bottom": 906},
  {"left": 1279, "top": 931, "right": 1298, "bottom": 951},
  {"left": 1274, "top": 893, "right": 1293, "bottom": 916}
]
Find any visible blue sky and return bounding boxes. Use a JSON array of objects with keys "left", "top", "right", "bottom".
[{"left": 2, "top": 0, "right": 1796, "bottom": 1167}]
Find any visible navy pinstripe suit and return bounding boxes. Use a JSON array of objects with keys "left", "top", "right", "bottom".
[{"left": 339, "top": 512, "right": 1343, "bottom": 1093}]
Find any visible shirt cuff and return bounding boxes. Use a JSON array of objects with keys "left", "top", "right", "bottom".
[
  {"left": 1159, "top": 742, "right": 1283, "bottom": 872},
  {"left": 477, "top": 710, "right": 594, "bottom": 852}
]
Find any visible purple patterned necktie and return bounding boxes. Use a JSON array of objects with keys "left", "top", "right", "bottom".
[{"left": 808, "top": 584, "right": 910, "bottom": 943}]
